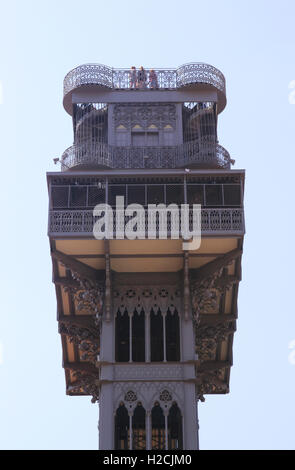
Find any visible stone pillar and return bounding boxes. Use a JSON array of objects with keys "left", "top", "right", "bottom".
[
  {"left": 99, "top": 381, "right": 114, "bottom": 450},
  {"left": 99, "top": 318, "right": 115, "bottom": 449}
]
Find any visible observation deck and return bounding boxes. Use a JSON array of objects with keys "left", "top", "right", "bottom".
[{"left": 63, "top": 63, "right": 226, "bottom": 114}]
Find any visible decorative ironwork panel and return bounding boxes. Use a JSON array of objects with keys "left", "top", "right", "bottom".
[
  {"left": 61, "top": 141, "right": 232, "bottom": 170},
  {"left": 49, "top": 208, "right": 244, "bottom": 235}
]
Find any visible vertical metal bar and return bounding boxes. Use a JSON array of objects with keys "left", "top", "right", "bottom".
[
  {"left": 163, "top": 313, "right": 167, "bottom": 362},
  {"left": 146, "top": 411, "right": 151, "bottom": 450}
]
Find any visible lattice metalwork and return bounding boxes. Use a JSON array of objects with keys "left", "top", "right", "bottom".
[{"left": 48, "top": 208, "right": 244, "bottom": 235}]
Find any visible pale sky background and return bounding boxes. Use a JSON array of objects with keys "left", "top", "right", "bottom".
[{"left": 0, "top": 0, "right": 295, "bottom": 450}]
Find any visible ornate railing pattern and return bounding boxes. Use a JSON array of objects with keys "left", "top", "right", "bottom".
[
  {"left": 49, "top": 208, "right": 244, "bottom": 235},
  {"left": 63, "top": 63, "right": 226, "bottom": 96},
  {"left": 61, "top": 141, "right": 232, "bottom": 170}
]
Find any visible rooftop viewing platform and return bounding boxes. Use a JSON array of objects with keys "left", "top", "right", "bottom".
[{"left": 63, "top": 63, "right": 227, "bottom": 114}]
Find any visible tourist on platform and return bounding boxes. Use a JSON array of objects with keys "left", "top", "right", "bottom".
[
  {"left": 137, "top": 66, "right": 147, "bottom": 89},
  {"left": 129, "top": 66, "right": 137, "bottom": 88},
  {"left": 149, "top": 69, "right": 158, "bottom": 89}
]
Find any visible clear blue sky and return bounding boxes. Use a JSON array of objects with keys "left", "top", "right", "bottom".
[{"left": 0, "top": 0, "right": 295, "bottom": 450}]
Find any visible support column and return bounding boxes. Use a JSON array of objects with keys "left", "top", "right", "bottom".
[
  {"left": 146, "top": 410, "right": 151, "bottom": 450},
  {"left": 182, "top": 381, "right": 198, "bottom": 450},
  {"left": 164, "top": 412, "right": 168, "bottom": 450},
  {"left": 99, "top": 382, "right": 114, "bottom": 450}
]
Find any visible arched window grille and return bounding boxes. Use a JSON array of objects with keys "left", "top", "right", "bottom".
[
  {"left": 168, "top": 403, "right": 183, "bottom": 450},
  {"left": 114, "top": 403, "right": 129, "bottom": 450},
  {"left": 151, "top": 402, "right": 165, "bottom": 450},
  {"left": 132, "top": 403, "right": 146, "bottom": 450},
  {"left": 115, "top": 297, "right": 180, "bottom": 363},
  {"left": 115, "top": 400, "right": 183, "bottom": 450}
]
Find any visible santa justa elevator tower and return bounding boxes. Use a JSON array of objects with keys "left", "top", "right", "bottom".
[{"left": 47, "top": 63, "right": 245, "bottom": 450}]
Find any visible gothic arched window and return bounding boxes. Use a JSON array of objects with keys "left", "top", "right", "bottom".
[
  {"left": 114, "top": 403, "right": 129, "bottom": 450},
  {"left": 115, "top": 310, "right": 129, "bottom": 362},
  {"left": 151, "top": 402, "right": 165, "bottom": 450},
  {"left": 150, "top": 310, "right": 164, "bottom": 362},
  {"left": 166, "top": 310, "right": 180, "bottom": 361},
  {"left": 132, "top": 310, "right": 145, "bottom": 362},
  {"left": 168, "top": 403, "right": 183, "bottom": 450},
  {"left": 132, "top": 403, "right": 146, "bottom": 450}
]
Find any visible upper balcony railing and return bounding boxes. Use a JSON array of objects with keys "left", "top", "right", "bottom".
[
  {"left": 48, "top": 208, "right": 244, "bottom": 237},
  {"left": 63, "top": 63, "right": 226, "bottom": 112},
  {"left": 61, "top": 141, "right": 233, "bottom": 171}
]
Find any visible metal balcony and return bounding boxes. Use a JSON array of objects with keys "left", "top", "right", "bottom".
[
  {"left": 61, "top": 142, "right": 232, "bottom": 171},
  {"left": 64, "top": 63, "right": 226, "bottom": 95},
  {"left": 48, "top": 208, "right": 244, "bottom": 238}
]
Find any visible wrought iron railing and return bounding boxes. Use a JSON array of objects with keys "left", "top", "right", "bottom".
[
  {"left": 63, "top": 63, "right": 226, "bottom": 96},
  {"left": 61, "top": 141, "right": 232, "bottom": 170},
  {"left": 49, "top": 208, "right": 244, "bottom": 236}
]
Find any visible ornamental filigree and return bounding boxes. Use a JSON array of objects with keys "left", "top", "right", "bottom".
[
  {"left": 190, "top": 263, "right": 236, "bottom": 323},
  {"left": 195, "top": 323, "right": 235, "bottom": 362},
  {"left": 196, "top": 369, "right": 228, "bottom": 402},
  {"left": 64, "top": 270, "right": 104, "bottom": 318},
  {"left": 124, "top": 390, "right": 137, "bottom": 402},
  {"left": 113, "top": 104, "right": 176, "bottom": 130},
  {"left": 58, "top": 321, "right": 100, "bottom": 364},
  {"left": 71, "top": 371, "right": 100, "bottom": 404},
  {"left": 159, "top": 389, "right": 172, "bottom": 403},
  {"left": 113, "top": 285, "right": 181, "bottom": 316}
]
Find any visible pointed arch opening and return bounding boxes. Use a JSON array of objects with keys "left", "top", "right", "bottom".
[
  {"left": 132, "top": 403, "right": 146, "bottom": 450},
  {"left": 168, "top": 403, "right": 183, "bottom": 450},
  {"left": 151, "top": 402, "right": 165, "bottom": 449},
  {"left": 115, "top": 310, "right": 129, "bottom": 362},
  {"left": 150, "top": 310, "right": 164, "bottom": 362},
  {"left": 166, "top": 309, "right": 180, "bottom": 361},
  {"left": 114, "top": 403, "right": 129, "bottom": 450},
  {"left": 132, "top": 310, "right": 145, "bottom": 362}
]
